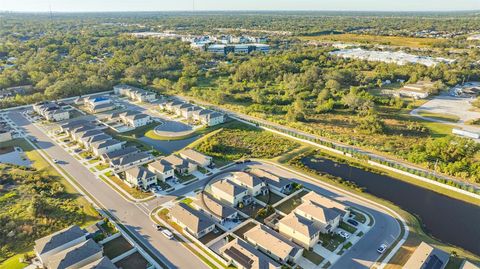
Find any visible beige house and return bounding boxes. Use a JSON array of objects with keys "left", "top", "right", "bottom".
[
  {"left": 403, "top": 242, "right": 450, "bottom": 269},
  {"left": 192, "top": 192, "right": 238, "bottom": 224},
  {"left": 244, "top": 224, "right": 303, "bottom": 264},
  {"left": 220, "top": 238, "right": 281, "bottom": 269},
  {"left": 294, "top": 202, "right": 341, "bottom": 234},
  {"left": 179, "top": 149, "right": 213, "bottom": 167},
  {"left": 250, "top": 168, "right": 293, "bottom": 194},
  {"left": 301, "top": 191, "right": 350, "bottom": 221},
  {"left": 162, "top": 154, "right": 197, "bottom": 175},
  {"left": 170, "top": 203, "right": 216, "bottom": 239},
  {"left": 125, "top": 166, "right": 157, "bottom": 190},
  {"left": 0, "top": 128, "right": 12, "bottom": 142},
  {"left": 229, "top": 172, "right": 267, "bottom": 197},
  {"left": 278, "top": 212, "right": 320, "bottom": 249},
  {"left": 210, "top": 179, "right": 252, "bottom": 207},
  {"left": 148, "top": 159, "right": 175, "bottom": 181}
]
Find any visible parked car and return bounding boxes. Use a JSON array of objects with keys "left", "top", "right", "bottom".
[
  {"left": 152, "top": 224, "right": 161, "bottom": 230},
  {"left": 52, "top": 159, "right": 60, "bottom": 164},
  {"left": 162, "top": 229, "right": 174, "bottom": 239},
  {"left": 377, "top": 244, "right": 387, "bottom": 254},
  {"left": 347, "top": 219, "right": 359, "bottom": 226},
  {"left": 337, "top": 231, "right": 350, "bottom": 239}
]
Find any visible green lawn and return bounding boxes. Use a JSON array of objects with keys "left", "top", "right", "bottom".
[
  {"left": 303, "top": 250, "right": 324, "bottom": 265},
  {"left": 175, "top": 172, "right": 196, "bottom": 183},
  {"left": 101, "top": 174, "right": 153, "bottom": 200},
  {"left": 418, "top": 111, "right": 460, "bottom": 123},
  {"left": 319, "top": 233, "right": 346, "bottom": 252},
  {"left": 339, "top": 221, "right": 357, "bottom": 234},
  {"left": 95, "top": 163, "right": 110, "bottom": 171},
  {"left": 0, "top": 253, "right": 28, "bottom": 269}
]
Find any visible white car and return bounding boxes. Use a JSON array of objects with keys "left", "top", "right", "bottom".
[
  {"left": 337, "top": 231, "right": 350, "bottom": 239},
  {"left": 161, "top": 229, "right": 174, "bottom": 239},
  {"left": 52, "top": 159, "right": 60, "bottom": 164},
  {"left": 377, "top": 244, "right": 388, "bottom": 254}
]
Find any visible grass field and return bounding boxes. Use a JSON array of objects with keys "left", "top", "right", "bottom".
[
  {"left": 417, "top": 111, "right": 460, "bottom": 123},
  {"left": 299, "top": 33, "right": 442, "bottom": 48}
]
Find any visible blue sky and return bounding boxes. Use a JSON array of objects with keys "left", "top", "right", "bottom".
[{"left": 1, "top": 0, "right": 479, "bottom": 12}]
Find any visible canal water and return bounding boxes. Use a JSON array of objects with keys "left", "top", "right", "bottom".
[{"left": 301, "top": 156, "right": 480, "bottom": 256}]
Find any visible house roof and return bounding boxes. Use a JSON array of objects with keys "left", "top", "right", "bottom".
[
  {"left": 295, "top": 202, "right": 341, "bottom": 226},
  {"left": 249, "top": 169, "right": 291, "bottom": 189},
  {"left": 91, "top": 139, "right": 122, "bottom": 150},
  {"left": 102, "top": 146, "right": 139, "bottom": 161},
  {"left": 91, "top": 103, "right": 114, "bottom": 111},
  {"left": 126, "top": 113, "right": 150, "bottom": 121},
  {"left": 87, "top": 134, "right": 112, "bottom": 144},
  {"left": 45, "top": 239, "right": 102, "bottom": 269},
  {"left": 61, "top": 120, "right": 90, "bottom": 131},
  {"left": 219, "top": 238, "right": 281, "bottom": 269},
  {"left": 125, "top": 166, "right": 156, "bottom": 181},
  {"left": 111, "top": 151, "right": 151, "bottom": 166},
  {"left": 301, "top": 191, "right": 348, "bottom": 215},
  {"left": 78, "top": 129, "right": 104, "bottom": 140},
  {"left": 72, "top": 124, "right": 98, "bottom": 135},
  {"left": 148, "top": 159, "right": 173, "bottom": 173},
  {"left": 212, "top": 179, "right": 248, "bottom": 197},
  {"left": 34, "top": 225, "right": 85, "bottom": 255},
  {"left": 180, "top": 149, "right": 211, "bottom": 165},
  {"left": 403, "top": 242, "right": 450, "bottom": 269},
  {"left": 193, "top": 192, "right": 236, "bottom": 219},
  {"left": 79, "top": 257, "right": 117, "bottom": 269},
  {"left": 231, "top": 172, "right": 263, "bottom": 189},
  {"left": 170, "top": 203, "right": 215, "bottom": 235},
  {"left": 162, "top": 155, "right": 189, "bottom": 169},
  {"left": 244, "top": 225, "right": 302, "bottom": 261},
  {"left": 87, "top": 96, "right": 110, "bottom": 103},
  {"left": 279, "top": 212, "right": 320, "bottom": 238}
]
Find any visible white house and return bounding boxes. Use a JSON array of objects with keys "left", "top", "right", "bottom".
[
  {"left": 118, "top": 111, "right": 152, "bottom": 128},
  {"left": 162, "top": 155, "right": 197, "bottom": 175},
  {"left": 278, "top": 212, "right": 320, "bottom": 249},
  {"left": 91, "top": 139, "right": 123, "bottom": 156},
  {"left": 229, "top": 172, "right": 267, "bottom": 197},
  {"left": 114, "top": 84, "right": 156, "bottom": 102}
]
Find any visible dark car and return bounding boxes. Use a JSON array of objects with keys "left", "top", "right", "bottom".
[{"left": 347, "top": 219, "right": 359, "bottom": 226}]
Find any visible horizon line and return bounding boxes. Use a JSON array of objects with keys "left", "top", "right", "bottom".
[{"left": 1, "top": 9, "right": 479, "bottom": 13}]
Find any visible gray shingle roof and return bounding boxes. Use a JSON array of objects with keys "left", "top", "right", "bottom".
[
  {"left": 170, "top": 203, "right": 215, "bottom": 235},
  {"left": 79, "top": 257, "right": 117, "bottom": 269},
  {"left": 102, "top": 147, "right": 139, "bottom": 161},
  {"left": 34, "top": 225, "right": 85, "bottom": 255},
  {"left": 111, "top": 151, "right": 151, "bottom": 166},
  {"left": 46, "top": 239, "right": 102, "bottom": 269},
  {"left": 125, "top": 166, "right": 156, "bottom": 181}
]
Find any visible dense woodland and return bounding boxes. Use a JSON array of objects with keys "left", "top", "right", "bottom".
[{"left": 1, "top": 12, "right": 480, "bottom": 182}]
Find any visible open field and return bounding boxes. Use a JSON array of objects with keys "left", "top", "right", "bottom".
[
  {"left": 418, "top": 111, "right": 460, "bottom": 123},
  {"left": 299, "top": 33, "right": 443, "bottom": 48}
]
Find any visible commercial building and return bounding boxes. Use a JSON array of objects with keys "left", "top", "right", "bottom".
[
  {"left": 397, "top": 81, "right": 437, "bottom": 99},
  {"left": 206, "top": 44, "right": 270, "bottom": 55}
]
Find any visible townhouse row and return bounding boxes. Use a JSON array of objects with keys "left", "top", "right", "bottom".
[
  {"left": 113, "top": 84, "right": 156, "bottom": 103},
  {"left": 159, "top": 100, "right": 225, "bottom": 126},
  {"left": 33, "top": 101, "right": 70, "bottom": 122}
]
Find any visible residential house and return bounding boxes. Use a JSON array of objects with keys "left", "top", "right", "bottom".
[
  {"left": 85, "top": 134, "right": 112, "bottom": 149},
  {"left": 244, "top": 225, "right": 303, "bottom": 264},
  {"left": 250, "top": 168, "right": 292, "bottom": 194},
  {"left": 85, "top": 96, "right": 115, "bottom": 113},
  {"left": 229, "top": 172, "right": 268, "bottom": 197},
  {"left": 114, "top": 84, "right": 156, "bottom": 102},
  {"left": 210, "top": 179, "right": 252, "bottom": 207},
  {"left": 403, "top": 242, "right": 450, "bottom": 269},
  {"left": 34, "top": 225, "right": 87, "bottom": 264},
  {"left": 294, "top": 202, "right": 341, "bottom": 234},
  {"left": 195, "top": 109, "right": 225, "bottom": 126},
  {"left": 71, "top": 124, "right": 98, "bottom": 142},
  {"left": 162, "top": 155, "right": 197, "bottom": 175},
  {"left": 159, "top": 100, "right": 183, "bottom": 111},
  {"left": 192, "top": 192, "right": 238, "bottom": 224},
  {"left": 177, "top": 103, "right": 193, "bottom": 117},
  {"left": 110, "top": 151, "right": 153, "bottom": 171},
  {"left": 459, "top": 261, "right": 480, "bottom": 269},
  {"left": 278, "top": 212, "right": 320, "bottom": 249},
  {"left": 119, "top": 111, "right": 152, "bottom": 128},
  {"left": 91, "top": 139, "right": 123, "bottom": 156},
  {"left": 77, "top": 129, "right": 104, "bottom": 147},
  {"left": 125, "top": 166, "right": 157, "bottom": 189},
  {"left": 219, "top": 238, "right": 281, "bottom": 269},
  {"left": 301, "top": 191, "right": 350, "bottom": 221},
  {"left": 100, "top": 146, "right": 139, "bottom": 163},
  {"left": 179, "top": 149, "right": 213, "bottom": 167},
  {"left": 60, "top": 120, "right": 90, "bottom": 134},
  {"left": 33, "top": 101, "right": 70, "bottom": 122},
  {"left": 169, "top": 203, "right": 216, "bottom": 239},
  {"left": 45, "top": 239, "right": 103, "bottom": 269},
  {"left": 148, "top": 159, "right": 175, "bottom": 181},
  {"left": 79, "top": 257, "right": 117, "bottom": 269}
]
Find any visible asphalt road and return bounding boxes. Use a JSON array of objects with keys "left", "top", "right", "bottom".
[
  {"left": 8, "top": 110, "right": 209, "bottom": 269},
  {"left": 7, "top": 108, "right": 402, "bottom": 269}
]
